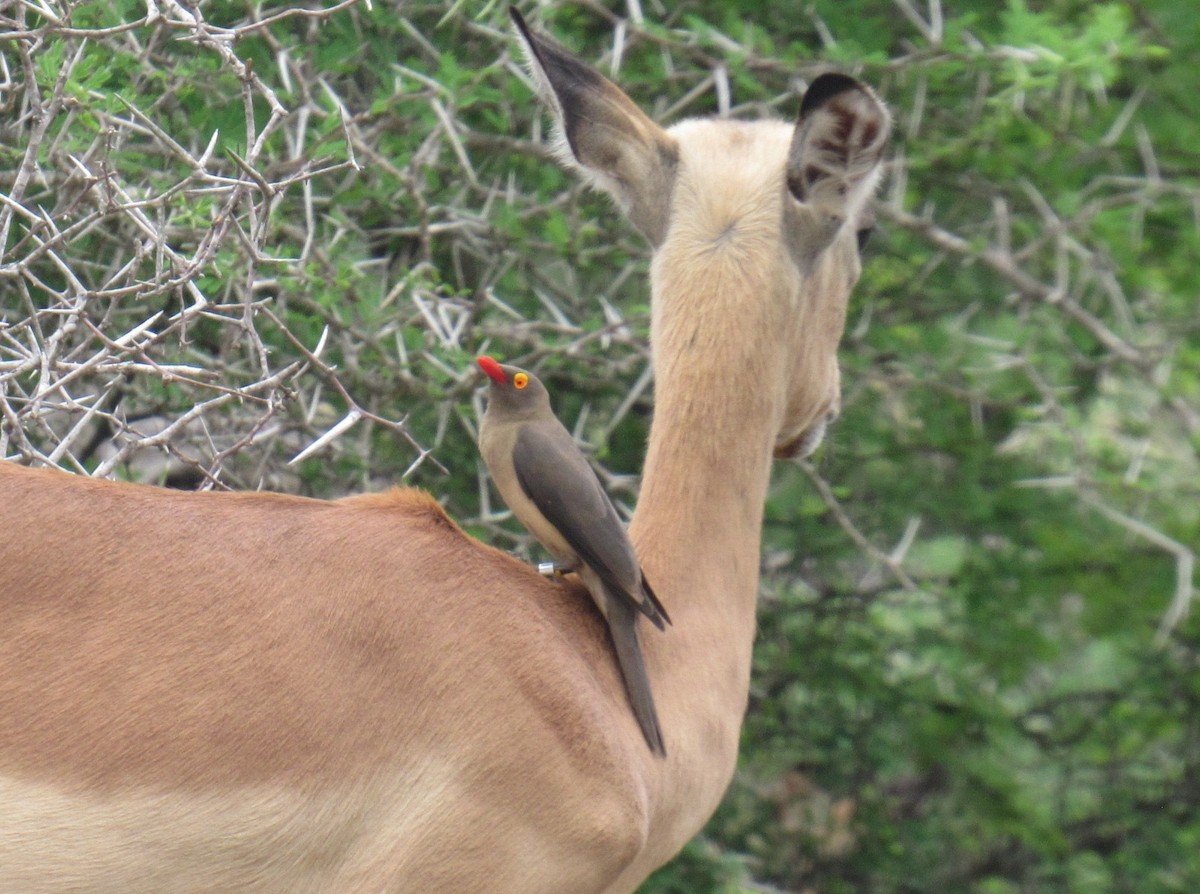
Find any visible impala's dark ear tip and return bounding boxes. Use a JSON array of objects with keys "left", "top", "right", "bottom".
[
  {"left": 509, "top": 6, "right": 529, "bottom": 35},
  {"left": 799, "top": 72, "right": 864, "bottom": 119}
]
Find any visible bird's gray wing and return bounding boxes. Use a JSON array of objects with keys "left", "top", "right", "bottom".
[{"left": 513, "top": 422, "right": 668, "bottom": 628}]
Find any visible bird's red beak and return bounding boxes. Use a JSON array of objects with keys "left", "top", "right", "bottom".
[{"left": 477, "top": 356, "right": 507, "bottom": 384}]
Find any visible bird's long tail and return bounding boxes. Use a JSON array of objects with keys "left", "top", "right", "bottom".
[{"left": 606, "top": 593, "right": 666, "bottom": 756}]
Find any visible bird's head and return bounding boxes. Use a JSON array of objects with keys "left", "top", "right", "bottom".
[{"left": 477, "top": 356, "right": 552, "bottom": 415}]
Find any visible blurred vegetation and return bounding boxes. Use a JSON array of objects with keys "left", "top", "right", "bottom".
[{"left": 1, "top": 0, "right": 1197, "bottom": 891}]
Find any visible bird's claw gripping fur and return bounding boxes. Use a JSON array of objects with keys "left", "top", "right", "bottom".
[{"left": 537, "top": 560, "right": 579, "bottom": 578}]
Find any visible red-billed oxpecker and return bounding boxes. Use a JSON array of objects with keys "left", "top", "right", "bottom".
[{"left": 476, "top": 355, "right": 670, "bottom": 755}]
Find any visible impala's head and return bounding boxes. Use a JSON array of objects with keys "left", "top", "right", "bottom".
[{"left": 511, "top": 9, "right": 889, "bottom": 461}]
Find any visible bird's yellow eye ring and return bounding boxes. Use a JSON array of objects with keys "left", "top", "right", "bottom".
[{"left": 513, "top": 372, "right": 529, "bottom": 390}]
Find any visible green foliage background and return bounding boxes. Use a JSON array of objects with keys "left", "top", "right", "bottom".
[{"left": 2, "top": 0, "right": 1197, "bottom": 891}]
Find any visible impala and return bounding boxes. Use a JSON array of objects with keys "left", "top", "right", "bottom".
[{"left": 0, "top": 9, "right": 889, "bottom": 892}]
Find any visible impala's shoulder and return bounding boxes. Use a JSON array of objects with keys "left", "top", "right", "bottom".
[{"left": 337, "top": 487, "right": 458, "bottom": 530}]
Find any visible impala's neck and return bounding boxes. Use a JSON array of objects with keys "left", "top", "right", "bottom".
[
  {"left": 633, "top": 306, "right": 783, "bottom": 646},
  {"left": 631, "top": 194, "right": 795, "bottom": 795}
]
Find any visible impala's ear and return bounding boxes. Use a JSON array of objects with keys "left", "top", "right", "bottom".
[
  {"left": 510, "top": 7, "right": 678, "bottom": 245},
  {"left": 786, "top": 73, "right": 890, "bottom": 224}
]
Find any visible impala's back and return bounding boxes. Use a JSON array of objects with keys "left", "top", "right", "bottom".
[{"left": 0, "top": 462, "right": 651, "bottom": 892}]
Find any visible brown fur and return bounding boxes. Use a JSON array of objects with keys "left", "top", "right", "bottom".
[
  {"left": 0, "top": 462, "right": 647, "bottom": 891},
  {"left": 0, "top": 12, "right": 887, "bottom": 892}
]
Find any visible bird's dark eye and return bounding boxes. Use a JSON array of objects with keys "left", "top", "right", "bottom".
[{"left": 856, "top": 225, "right": 875, "bottom": 252}]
